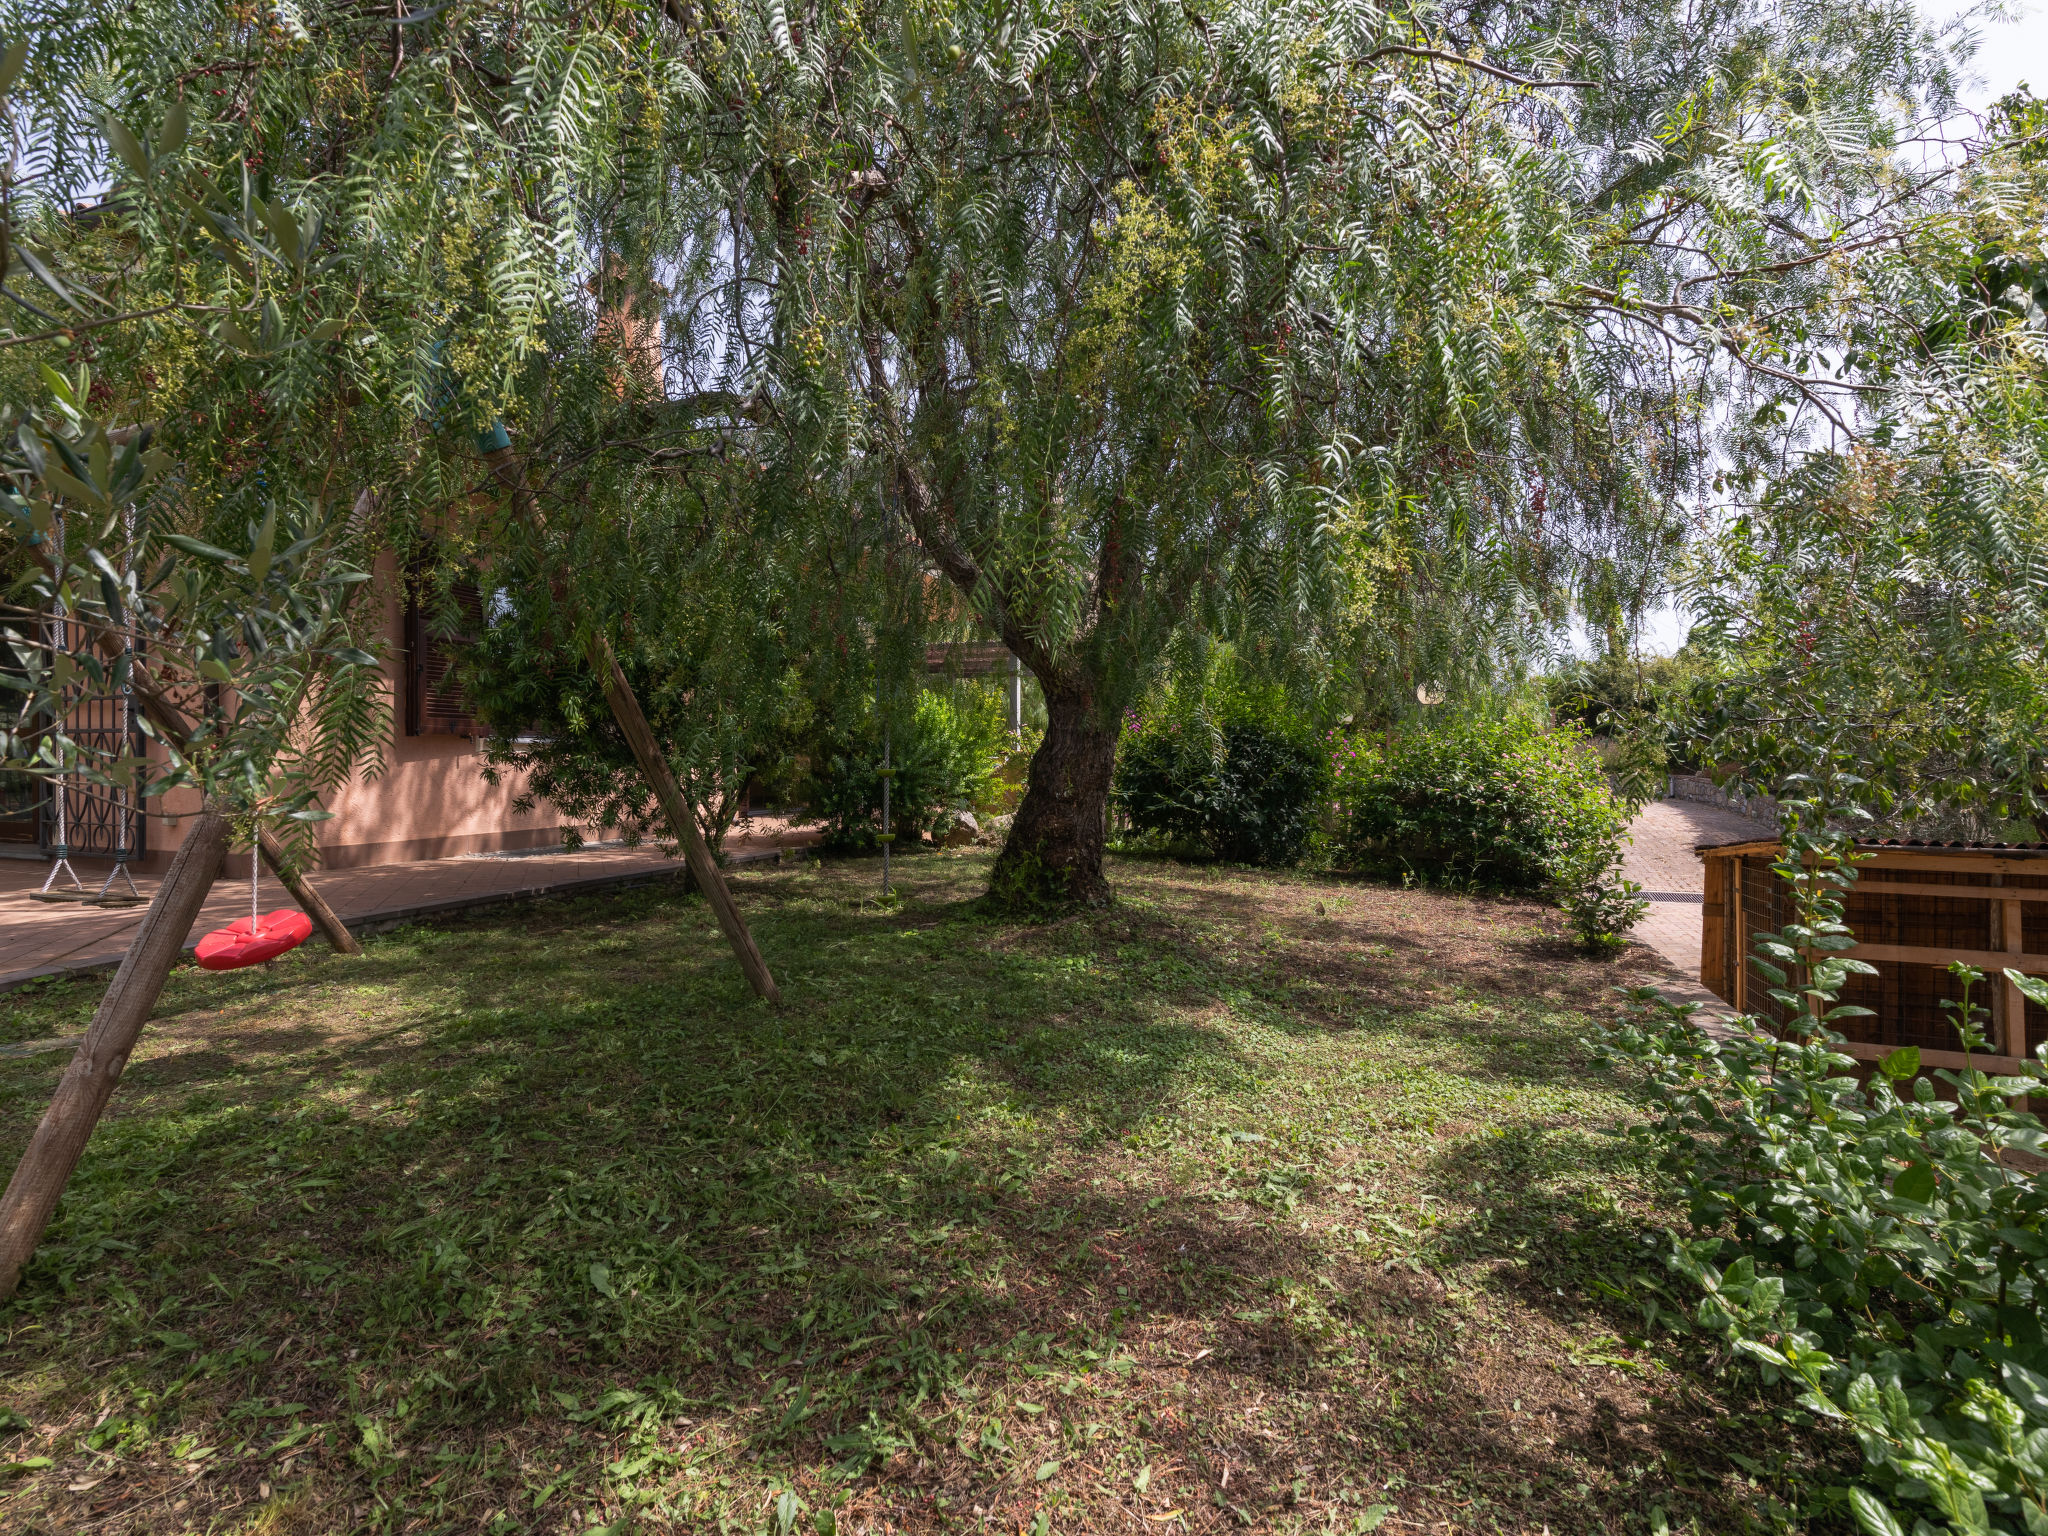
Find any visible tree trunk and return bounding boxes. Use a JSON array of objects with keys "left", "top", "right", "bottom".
[
  {"left": 989, "top": 683, "right": 1119, "bottom": 910},
  {"left": 0, "top": 810, "right": 232, "bottom": 1300}
]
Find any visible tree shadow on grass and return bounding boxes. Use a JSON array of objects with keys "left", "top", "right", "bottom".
[
  {"left": 1412, "top": 1117, "right": 1859, "bottom": 1522},
  {"left": 0, "top": 852, "right": 1748, "bottom": 1534}
]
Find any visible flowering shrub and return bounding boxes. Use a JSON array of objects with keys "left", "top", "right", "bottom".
[
  {"left": 1600, "top": 802, "right": 2048, "bottom": 1536},
  {"left": 1331, "top": 713, "right": 1641, "bottom": 944}
]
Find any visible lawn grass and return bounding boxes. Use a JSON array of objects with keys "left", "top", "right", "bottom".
[{"left": 0, "top": 851, "right": 1834, "bottom": 1534}]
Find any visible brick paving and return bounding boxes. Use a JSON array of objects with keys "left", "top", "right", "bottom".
[
  {"left": 0, "top": 817, "right": 818, "bottom": 992},
  {"left": 1622, "top": 797, "right": 1773, "bottom": 983}
]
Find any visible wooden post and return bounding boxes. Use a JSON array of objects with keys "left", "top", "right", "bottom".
[
  {"left": 1700, "top": 853, "right": 1729, "bottom": 1001},
  {"left": 590, "top": 635, "right": 781, "bottom": 1003},
  {"left": 2004, "top": 893, "right": 2024, "bottom": 1058},
  {"left": 253, "top": 826, "right": 361, "bottom": 956},
  {"left": 474, "top": 442, "right": 781, "bottom": 1004},
  {"left": 129, "top": 672, "right": 362, "bottom": 956},
  {"left": 0, "top": 810, "right": 231, "bottom": 1300},
  {"left": 1734, "top": 857, "right": 1750, "bottom": 1016}
]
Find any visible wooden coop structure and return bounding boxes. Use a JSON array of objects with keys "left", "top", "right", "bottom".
[{"left": 1698, "top": 838, "right": 2048, "bottom": 1075}]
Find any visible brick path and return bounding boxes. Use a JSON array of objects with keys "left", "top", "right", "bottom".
[
  {"left": 1622, "top": 798, "right": 1773, "bottom": 981},
  {"left": 0, "top": 817, "right": 817, "bottom": 992}
]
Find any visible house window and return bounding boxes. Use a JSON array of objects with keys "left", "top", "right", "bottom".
[{"left": 404, "top": 578, "right": 485, "bottom": 737}]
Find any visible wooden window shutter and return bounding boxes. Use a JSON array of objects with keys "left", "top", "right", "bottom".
[{"left": 405, "top": 577, "right": 486, "bottom": 737}]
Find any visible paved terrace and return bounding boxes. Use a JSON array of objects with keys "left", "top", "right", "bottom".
[
  {"left": 0, "top": 817, "right": 818, "bottom": 993},
  {"left": 1620, "top": 796, "right": 1774, "bottom": 1009}
]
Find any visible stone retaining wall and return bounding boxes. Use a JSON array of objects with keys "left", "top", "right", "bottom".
[{"left": 1666, "top": 773, "right": 1778, "bottom": 828}]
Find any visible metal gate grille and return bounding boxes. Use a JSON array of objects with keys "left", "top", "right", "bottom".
[
  {"left": 36, "top": 614, "right": 146, "bottom": 863},
  {"left": 42, "top": 694, "right": 146, "bottom": 859}
]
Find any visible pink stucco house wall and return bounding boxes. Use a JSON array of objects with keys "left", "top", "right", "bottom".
[{"left": 43, "top": 553, "right": 581, "bottom": 878}]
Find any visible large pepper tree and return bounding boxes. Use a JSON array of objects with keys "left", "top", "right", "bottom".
[{"left": 602, "top": 0, "right": 1968, "bottom": 906}]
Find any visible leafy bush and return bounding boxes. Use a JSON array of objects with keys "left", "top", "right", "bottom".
[
  {"left": 809, "top": 687, "right": 1010, "bottom": 852},
  {"left": 1114, "top": 706, "right": 1330, "bottom": 866},
  {"left": 1335, "top": 709, "right": 1634, "bottom": 885},
  {"left": 461, "top": 569, "right": 807, "bottom": 859},
  {"left": 1563, "top": 873, "right": 1651, "bottom": 956},
  {"left": 1601, "top": 804, "right": 2048, "bottom": 1536}
]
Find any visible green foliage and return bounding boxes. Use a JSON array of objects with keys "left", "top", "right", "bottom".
[
  {"left": 0, "top": 1, "right": 714, "bottom": 820},
  {"left": 809, "top": 687, "right": 1010, "bottom": 853},
  {"left": 1547, "top": 652, "right": 1707, "bottom": 747},
  {"left": 3, "top": 0, "right": 2000, "bottom": 904},
  {"left": 0, "top": 13, "right": 403, "bottom": 854},
  {"left": 461, "top": 535, "right": 810, "bottom": 859},
  {"left": 1676, "top": 98, "right": 2048, "bottom": 835},
  {"left": 1684, "top": 436, "right": 2048, "bottom": 839},
  {"left": 1545, "top": 649, "right": 1714, "bottom": 813},
  {"left": 1563, "top": 876, "right": 1654, "bottom": 958},
  {"left": 1114, "top": 678, "right": 1331, "bottom": 866},
  {"left": 1601, "top": 794, "right": 2048, "bottom": 1535},
  {"left": 1, "top": 377, "right": 381, "bottom": 860},
  {"left": 1332, "top": 711, "right": 1635, "bottom": 909},
  {"left": 604, "top": 0, "right": 1958, "bottom": 895}
]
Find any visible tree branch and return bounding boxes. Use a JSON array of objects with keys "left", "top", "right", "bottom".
[{"left": 1357, "top": 45, "right": 1597, "bottom": 90}]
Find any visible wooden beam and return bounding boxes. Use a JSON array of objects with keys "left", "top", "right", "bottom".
[
  {"left": 1701, "top": 855, "right": 1730, "bottom": 1000},
  {"left": 588, "top": 631, "right": 781, "bottom": 1004},
  {"left": 1859, "top": 852, "right": 2048, "bottom": 876},
  {"left": 1825, "top": 1038, "right": 2029, "bottom": 1076},
  {"left": 1696, "top": 844, "right": 2048, "bottom": 877},
  {"left": 1846, "top": 942, "right": 2048, "bottom": 971},
  {"left": 128, "top": 671, "right": 362, "bottom": 956},
  {"left": 1847, "top": 879, "right": 2048, "bottom": 902},
  {"left": 2008, "top": 896, "right": 2029, "bottom": 1058},
  {"left": 474, "top": 442, "right": 781, "bottom": 1005},
  {"left": 0, "top": 811, "right": 232, "bottom": 1299}
]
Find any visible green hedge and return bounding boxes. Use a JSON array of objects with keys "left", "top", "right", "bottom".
[
  {"left": 1600, "top": 814, "right": 2048, "bottom": 1536},
  {"left": 1114, "top": 714, "right": 1330, "bottom": 866},
  {"left": 809, "top": 688, "right": 1009, "bottom": 852},
  {"left": 1332, "top": 712, "right": 1629, "bottom": 895}
]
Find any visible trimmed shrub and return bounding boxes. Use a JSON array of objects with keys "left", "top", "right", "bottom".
[
  {"left": 1115, "top": 712, "right": 1330, "bottom": 866},
  {"left": 1332, "top": 711, "right": 1633, "bottom": 901}
]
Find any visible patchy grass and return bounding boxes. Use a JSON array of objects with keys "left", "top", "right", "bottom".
[{"left": 0, "top": 852, "right": 1831, "bottom": 1534}]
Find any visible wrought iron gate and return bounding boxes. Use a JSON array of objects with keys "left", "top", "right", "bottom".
[
  {"left": 40, "top": 683, "right": 147, "bottom": 860},
  {"left": 32, "top": 610, "right": 147, "bottom": 864}
]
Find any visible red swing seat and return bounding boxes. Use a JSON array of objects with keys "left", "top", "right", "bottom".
[{"left": 196, "top": 909, "right": 314, "bottom": 970}]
